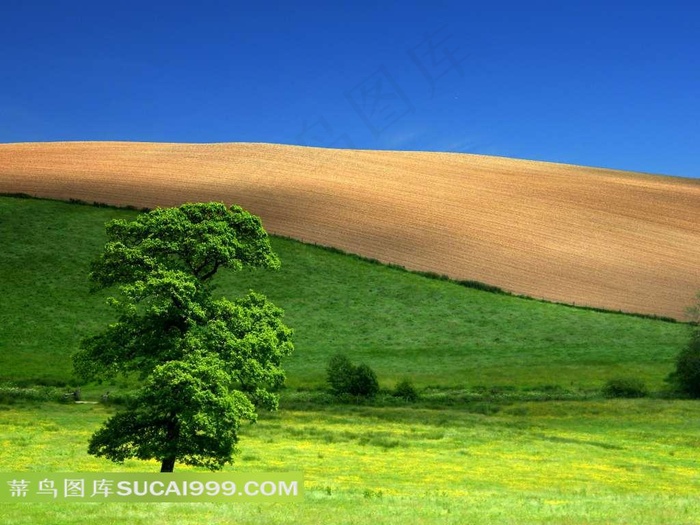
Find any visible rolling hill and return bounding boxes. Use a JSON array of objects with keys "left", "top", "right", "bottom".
[
  {"left": 0, "top": 196, "right": 688, "bottom": 389},
  {"left": 1, "top": 141, "right": 698, "bottom": 319}
]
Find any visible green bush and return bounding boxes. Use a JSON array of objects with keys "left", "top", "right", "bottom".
[
  {"left": 602, "top": 377, "right": 648, "bottom": 398},
  {"left": 326, "top": 354, "right": 356, "bottom": 396},
  {"left": 393, "top": 379, "right": 419, "bottom": 401},
  {"left": 350, "top": 364, "right": 379, "bottom": 398},
  {"left": 326, "top": 354, "right": 379, "bottom": 398},
  {"left": 667, "top": 330, "right": 700, "bottom": 398}
]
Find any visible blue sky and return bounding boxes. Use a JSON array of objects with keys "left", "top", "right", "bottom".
[{"left": 1, "top": 0, "right": 698, "bottom": 178}]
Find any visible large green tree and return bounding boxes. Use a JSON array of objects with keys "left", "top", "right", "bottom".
[{"left": 73, "top": 202, "right": 293, "bottom": 472}]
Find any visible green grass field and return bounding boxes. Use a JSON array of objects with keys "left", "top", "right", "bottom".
[
  {"left": 0, "top": 195, "right": 691, "bottom": 391},
  {"left": 1, "top": 195, "right": 698, "bottom": 524},
  {"left": 2, "top": 400, "right": 699, "bottom": 524}
]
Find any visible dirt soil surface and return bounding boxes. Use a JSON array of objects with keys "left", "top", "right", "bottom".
[{"left": 1, "top": 141, "right": 698, "bottom": 319}]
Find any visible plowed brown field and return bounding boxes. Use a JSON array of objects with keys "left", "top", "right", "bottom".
[{"left": 1, "top": 141, "right": 698, "bottom": 319}]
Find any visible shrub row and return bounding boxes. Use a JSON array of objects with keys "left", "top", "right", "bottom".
[{"left": 326, "top": 354, "right": 419, "bottom": 402}]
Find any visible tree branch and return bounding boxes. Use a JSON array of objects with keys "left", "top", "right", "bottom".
[{"left": 199, "top": 261, "right": 221, "bottom": 282}]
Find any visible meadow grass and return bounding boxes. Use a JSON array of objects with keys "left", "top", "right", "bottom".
[
  {"left": 0, "top": 196, "right": 691, "bottom": 393},
  {"left": 1, "top": 400, "right": 699, "bottom": 524},
  {"left": 2, "top": 195, "right": 699, "bottom": 523}
]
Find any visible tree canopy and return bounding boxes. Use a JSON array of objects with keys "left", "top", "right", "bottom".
[{"left": 73, "top": 202, "right": 293, "bottom": 472}]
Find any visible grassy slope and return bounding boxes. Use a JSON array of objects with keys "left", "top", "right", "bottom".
[{"left": 0, "top": 196, "right": 690, "bottom": 391}]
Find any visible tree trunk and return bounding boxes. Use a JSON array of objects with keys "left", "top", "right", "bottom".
[
  {"left": 160, "top": 457, "right": 176, "bottom": 472},
  {"left": 161, "top": 417, "right": 179, "bottom": 472}
]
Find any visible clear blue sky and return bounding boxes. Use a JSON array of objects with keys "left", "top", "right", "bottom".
[{"left": 1, "top": 0, "right": 698, "bottom": 178}]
